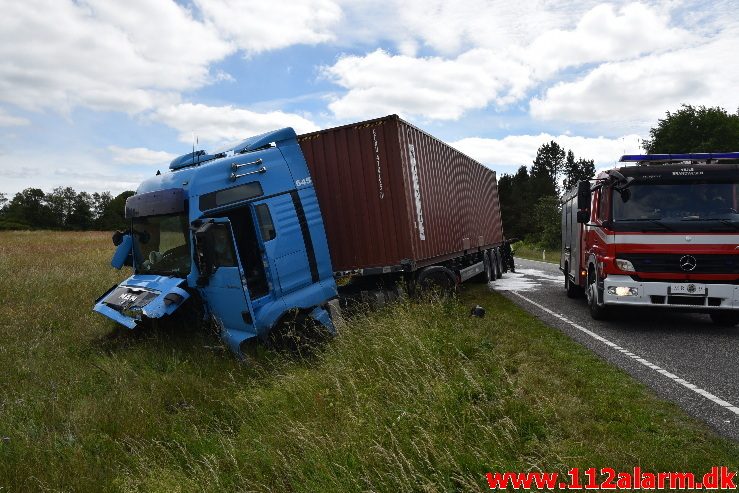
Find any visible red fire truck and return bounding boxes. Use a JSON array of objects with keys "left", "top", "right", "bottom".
[{"left": 561, "top": 153, "right": 739, "bottom": 325}]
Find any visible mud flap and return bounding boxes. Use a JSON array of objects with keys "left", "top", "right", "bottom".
[
  {"left": 309, "top": 305, "right": 336, "bottom": 335},
  {"left": 219, "top": 326, "right": 258, "bottom": 356}
]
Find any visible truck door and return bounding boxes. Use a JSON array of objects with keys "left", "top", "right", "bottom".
[
  {"left": 251, "top": 193, "right": 314, "bottom": 295},
  {"left": 193, "top": 218, "right": 256, "bottom": 352}
]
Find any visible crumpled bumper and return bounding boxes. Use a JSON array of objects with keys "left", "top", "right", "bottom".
[{"left": 93, "top": 275, "right": 191, "bottom": 328}]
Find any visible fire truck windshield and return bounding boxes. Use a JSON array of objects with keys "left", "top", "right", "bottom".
[
  {"left": 612, "top": 180, "right": 739, "bottom": 232},
  {"left": 131, "top": 213, "right": 192, "bottom": 276}
]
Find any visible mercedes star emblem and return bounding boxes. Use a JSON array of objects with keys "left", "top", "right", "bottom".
[{"left": 679, "top": 255, "right": 697, "bottom": 272}]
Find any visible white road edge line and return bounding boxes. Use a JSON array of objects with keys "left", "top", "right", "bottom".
[{"left": 510, "top": 291, "right": 739, "bottom": 416}]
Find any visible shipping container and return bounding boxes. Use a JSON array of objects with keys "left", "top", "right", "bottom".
[{"left": 299, "top": 114, "right": 503, "bottom": 273}]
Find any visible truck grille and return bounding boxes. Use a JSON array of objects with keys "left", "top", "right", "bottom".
[{"left": 619, "top": 253, "right": 739, "bottom": 274}]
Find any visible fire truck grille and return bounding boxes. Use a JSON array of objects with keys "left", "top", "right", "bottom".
[{"left": 619, "top": 253, "right": 739, "bottom": 274}]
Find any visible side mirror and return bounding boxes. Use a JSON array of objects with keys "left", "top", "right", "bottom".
[
  {"left": 576, "top": 210, "right": 590, "bottom": 224},
  {"left": 111, "top": 234, "right": 133, "bottom": 269},
  {"left": 576, "top": 181, "right": 591, "bottom": 211}
]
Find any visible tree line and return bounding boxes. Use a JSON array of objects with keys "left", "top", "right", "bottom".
[
  {"left": 498, "top": 104, "right": 739, "bottom": 251},
  {"left": 0, "top": 188, "right": 134, "bottom": 231},
  {"left": 498, "top": 143, "right": 595, "bottom": 250}
]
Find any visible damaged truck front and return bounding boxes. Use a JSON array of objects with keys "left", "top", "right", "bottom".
[{"left": 94, "top": 127, "right": 339, "bottom": 354}]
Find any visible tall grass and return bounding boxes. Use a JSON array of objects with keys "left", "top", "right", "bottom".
[{"left": 0, "top": 231, "right": 737, "bottom": 491}]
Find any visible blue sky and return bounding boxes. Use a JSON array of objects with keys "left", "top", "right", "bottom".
[{"left": 0, "top": 0, "right": 737, "bottom": 197}]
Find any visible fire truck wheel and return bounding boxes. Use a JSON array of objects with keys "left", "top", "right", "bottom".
[
  {"left": 586, "top": 272, "right": 608, "bottom": 320},
  {"left": 709, "top": 312, "right": 739, "bottom": 327}
]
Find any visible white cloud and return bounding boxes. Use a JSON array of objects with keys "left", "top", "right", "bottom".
[
  {"left": 323, "top": 49, "right": 530, "bottom": 121},
  {"left": 337, "top": 0, "right": 590, "bottom": 56},
  {"left": 322, "top": 2, "right": 707, "bottom": 122},
  {"left": 153, "top": 103, "right": 320, "bottom": 145},
  {"left": 108, "top": 146, "right": 177, "bottom": 166},
  {"left": 0, "top": 109, "right": 29, "bottom": 127},
  {"left": 0, "top": 0, "right": 233, "bottom": 114},
  {"left": 195, "top": 0, "right": 342, "bottom": 55},
  {"left": 524, "top": 3, "right": 692, "bottom": 78},
  {"left": 0, "top": 151, "right": 146, "bottom": 196},
  {"left": 529, "top": 30, "right": 739, "bottom": 124},
  {"left": 452, "top": 133, "right": 644, "bottom": 171}
]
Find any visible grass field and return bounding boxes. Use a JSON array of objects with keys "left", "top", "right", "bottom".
[{"left": 1, "top": 231, "right": 737, "bottom": 492}]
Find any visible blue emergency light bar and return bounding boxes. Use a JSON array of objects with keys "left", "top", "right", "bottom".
[{"left": 619, "top": 152, "right": 739, "bottom": 163}]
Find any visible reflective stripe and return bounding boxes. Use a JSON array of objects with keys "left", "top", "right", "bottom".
[{"left": 614, "top": 234, "right": 739, "bottom": 245}]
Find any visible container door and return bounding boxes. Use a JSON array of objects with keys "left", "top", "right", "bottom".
[{"left": 193, "top": 218, "right": 256, "bottom": 352}]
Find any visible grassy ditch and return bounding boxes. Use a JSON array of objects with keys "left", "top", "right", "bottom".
[
  {"left": 0, "top": 231, "right": 737, "bottom": 491},
  {"left": 512, "top": 240, "right": 558, "bottom": 264}
]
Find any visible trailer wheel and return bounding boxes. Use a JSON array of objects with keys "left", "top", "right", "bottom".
[
  {"left": 484, "top": 251, "right": 493, "bottom": 282},
  {"left": 416, "top": 266, "right": 457, "bottom": 296},
  {"left": 586, "top": 267, "right": 608, "bottom": 320},
  {"left": 710, "top": 312, "right": 739, "bottom": 327},
  {"left": 474, "top": 251, "right": 493, "bottom": 283}
]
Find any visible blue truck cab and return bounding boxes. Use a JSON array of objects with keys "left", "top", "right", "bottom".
[{"left": 93, "top": 128, "right": 338, "bottom": 354}]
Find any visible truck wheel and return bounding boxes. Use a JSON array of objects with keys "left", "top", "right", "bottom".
[
  {"left": 710, "top": 312, "right": 739, "bottom": 327},
  {"left": 473, "top": 252, "right": 492, "bottom": 283},
  {"left": 586, "top": 270, "right": 608, "bottom": 320},
  {"left": 416, "top": 266, "right": 457, "bottom": 296},
  {"left": 494, "top": 249, "right": 503, "bottom": 278},
  {"left": 482, "top": 251, "right": 493, "bottom": 283}
]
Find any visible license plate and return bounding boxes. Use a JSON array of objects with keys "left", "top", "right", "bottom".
[{"left": 670, "top": 283, "right": 706, "bottom": 295}]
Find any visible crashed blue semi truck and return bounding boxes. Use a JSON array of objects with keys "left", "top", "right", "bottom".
[{"left": 94, "top": 115, "right": 504, "bottom": 353}]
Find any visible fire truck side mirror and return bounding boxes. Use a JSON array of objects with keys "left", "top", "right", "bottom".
[
  {"left": 576, "top": 181, "right": 591, "bottom": 211},
  {"left": 576, "top": 210, "right": 590, "bottom": 224}
]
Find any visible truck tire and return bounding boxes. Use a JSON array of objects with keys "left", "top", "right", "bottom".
[
  {"left": 489, "top": 250, "right": 499, "bottom": 280},
  {"left": 485, "top": 251, "right": 494, "bottom": 282},
  {"left": 710, "top": 312, "right": 739, "bottom": 327},
  {"left": 472, "top": 252, "right": 492, "bottom": 283},
  {"left": 494, "top": 248, "right": 503, "bottom": 278},
  {"left": 586, "top": 268, "right": 608, "bottom": 320},
  {"left": 416, "top": 266, "right": 458, "bottom": 295}
]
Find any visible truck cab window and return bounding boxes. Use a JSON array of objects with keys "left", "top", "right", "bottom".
[
  {"left": 213, "top": 206, "right": 269, "bottom": 299},
  {"left": 209, "top": 224, "right": 238, "bottom": 267},
  {"left": 255, "top": 204, "right": 276, "bottom": 241},
  {"left": 597, "top": 188, "right": 609, "bottom": 222}
]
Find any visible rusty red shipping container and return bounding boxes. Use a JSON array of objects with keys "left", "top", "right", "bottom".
[{"left": 298, "top": 115, "right": 503, "bottom": 273}]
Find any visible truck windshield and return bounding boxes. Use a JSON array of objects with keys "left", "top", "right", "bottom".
[
  {"left": 612, "top": 181, "right": 739, "bottom": 231},
  {"left": 131, "top": 213, "right": 191, "bottom": 276}
]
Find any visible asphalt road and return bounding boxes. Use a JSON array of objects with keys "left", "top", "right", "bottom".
[{"left": 491, "top": 257, "right": 739, "bottom": 441}]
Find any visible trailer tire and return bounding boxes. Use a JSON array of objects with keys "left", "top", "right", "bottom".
[
  {"left": 473, "top": 252, "right": 493, "bottom": 283},
  {"left": 494, "top": 248, "right": 503, "bottom": 278},
  {"left": 710, "top": 312, "right": 739, "bottom": 327},
  {"left": 483, "top": 251, "right": 494, "bottom": 283},
  {"left": 586, "top": 267, "right": 608, "bottom": 320},
  {"left": 489, "top": 250, "right": 499, "bottom": 280},
  {"left": 416, "top": 266, "right": 458, "bottom": 296}
]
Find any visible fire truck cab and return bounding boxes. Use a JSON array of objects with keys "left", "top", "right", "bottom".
[{"left": 561, "top": 153, "right": 739, "bottom": 325}]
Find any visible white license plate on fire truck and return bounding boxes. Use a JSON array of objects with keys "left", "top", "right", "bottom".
[{"left": 670, "top": 283, "right": 706, "bottom": 295}]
